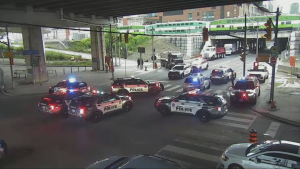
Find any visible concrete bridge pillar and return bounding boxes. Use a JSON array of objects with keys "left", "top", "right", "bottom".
[
  {"left": 22, "top": 26, "right": 47, "bottom": 83},
  {"left": 90, "top": 26, "right": 105, "bottom": 71}
]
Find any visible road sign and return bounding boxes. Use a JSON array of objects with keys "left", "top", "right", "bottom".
[
  {"left": 138, "top": 47, "right": 145, "bottom": 53},
  {"left": 258, "top": 54, "right": 270, "bottom": 62},
  {"left": 4, "top": 52, "right": 13, "bottom": 58},
  {"left": 290, "top": 56, "right": 295, "bottom": 67},
  {"left": 23, "top": 50, "right": 39, "bottom": 55},
  {"left": 270, "top": 46, "right": 277, "bottom": 54},
  {"left": 30, "top": 58, "right": 39, "bottom": 67},
  {"left": 271, "top": 56, "right": 277, "bottom": 65}
]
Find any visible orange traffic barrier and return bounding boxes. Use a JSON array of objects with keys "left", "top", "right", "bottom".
[
  {"left": 249, "top": 129, "right": 257, "bottom": 144},
  {"left": 270, "top": 101, "right": 277, "bottom": 109}
]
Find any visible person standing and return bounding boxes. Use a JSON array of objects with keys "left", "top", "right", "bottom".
[
  {"left": 230, "top": 73, "right": 235, "bottom": 87},
  {"left": 141, "top": 59, "right": 144, "bottom": 69},
  {"left": 105, "top": 62, "right": 109, "bottom": 73},
  {"left": 137, "top": 58, "right": 140, "bottom": 69}
]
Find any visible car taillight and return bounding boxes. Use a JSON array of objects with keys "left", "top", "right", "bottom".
[
  {"left": 242, "top": 92, "right": 247, "bottom": 98},
  {"left": 50, "top": 105, "right": 54, "bottom": 110},
  {"left": 156, "top": 83, "right": 159, "bottom": 87},
  {"left": 79, "top": 108, "right": 84, "bottom": 114},
  {"left": 217, "top": 107, "right": 221, "bottom": 111}
]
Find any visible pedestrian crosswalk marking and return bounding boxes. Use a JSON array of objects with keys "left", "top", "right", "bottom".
[
  {"left": 175, "top": 88, "right": 183, "bottom": 92},
  {"left": 228, "top": 112, "right": 257, "bottom": 118},
  {"left": 174, "top": 138, "right": 224, "bottom": 152},
  {"left": 163, "top": 84, "right": 172, "bottom": 89},
  {"left": 210, "top": 120, "right": 248, "bottom": 129},
  {"left": 165, "top": 85, "right": 182, "bottom": 91},
  {"left": 159, "top": 145, "right": 220, "bottom": 164},
  {"left": 265, "top": 122, "right": 280, "bottom": 138},
  {"left": 222, "top": 116, "right": 252, "bottom": 123}
]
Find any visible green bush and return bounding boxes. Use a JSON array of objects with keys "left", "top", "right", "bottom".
[{"left": 45, "top": 51, "right": 82, "bottom": 61}]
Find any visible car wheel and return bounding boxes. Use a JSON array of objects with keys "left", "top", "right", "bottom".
[
  {"left": 198, "top": 111, "right": 210, "bottom": 123},
  {"left": 180, "top": 74, "right": 184, "bottom": 79},
  {"left": 262, "top": 78, "right": 266, "bottom": 83},
  {"left": 206, "top": 83, "right": 211, "bottom": 89},
  {"left": 252, "top": 96, "right": 257, "bottom": 105},
  {"left": 258, "top": 89, "right": 260, "bottom": 96},
  {"left": 118, "top": 90, "right": 128, "bottom": 95},
  {"left": 205, "top": 64, "right": 208, "bottom": 70},
  {"left": 159, "top": 106, "right": 170, "bottom": 116},
  {"left": 228, "top": 164, "right": 244, "bottom": 169},
  {"left": 123, "top": 102, "right": 133, "bottom": 112},
  {"left": 90, "top": 112, "right": 102, "bottom": 123},
  {"left": 266, "top": 75, "right": 269, "bottom": 79}
]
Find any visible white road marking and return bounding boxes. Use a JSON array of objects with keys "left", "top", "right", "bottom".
[
  {"left": 227, "top": 112, "right": 257, "bottom": 118},
  {"left": 205, "top": 89, "right": 212, "bottom": 93},
  {"left": 222, "top": 116, "right": 252, "bottom": 123},
  {"left": 210, "top": 121, "right": 248, "bottom": 129},
  {"left": 214, "top": 90, "right": 223, "bottom": 94},
  {"left": 158, "top": 145, "right": 220, "bottom": 163},
  {"left": 246, "top": 113, "right": 258, "bottom": 131},
  {"left": 265, "top": 122, "right": 281, "bottom": 138},
  {"left": 163, "top": 84, "right": 172, "bottom": 89},
  {"left": 154, "top": 154, "right": 194, "bottom": 168},
  {"left": 175, "top": 88, "right": 183, "bottom": 92},
  {"left": 165, "top": 85, "right": 182, "bottom": 91}
]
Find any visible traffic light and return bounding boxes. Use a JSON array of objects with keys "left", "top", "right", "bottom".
[
  {"left": 240, "top": 53, "right": 245, "bottom": 62},
  {"left": 202, "top": 27, "right": 209, "bottom": 42},
  {"left": 125, "top": 33, "right": 129, "bottom": 44},
  {"left": 264, "top": 18, "right": 272, "bottom": 41},
  {"left": 254, "top": 62, "right": 258, "bottom": 70},
  {"left": 9, "top": 58, "right": 14, "bottom": 65}
]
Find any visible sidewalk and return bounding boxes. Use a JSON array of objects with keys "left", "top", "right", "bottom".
[
  {"left": 2, "top": 65, "right": 165, "bottom": 96},
  {"left": 251, "top": 72, "right": 300, "bottom": 126}
]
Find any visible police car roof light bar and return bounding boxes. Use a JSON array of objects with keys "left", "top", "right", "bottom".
[{"left": 69, "top": 78, "right": 76, "bottom": 83}]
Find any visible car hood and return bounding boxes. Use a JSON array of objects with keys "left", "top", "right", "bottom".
[
  {"left": 86, "top": 156, "right": 126, "bottom": 169},
  {"left": 159, "top": 96, "right": 174, "bottom": 101},
  {"left": 169, "top": 70, "right": 182, "bottom": 73},
  {"left": 224, "top": 143, "right": 251, "bottom": 157}
]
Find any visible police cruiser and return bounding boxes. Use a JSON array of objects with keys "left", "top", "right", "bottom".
[
  {"left": 68, "top": 91, "right": 133, "bottom": 123},
  {"left": 154, "top": 89, "right": 228, "bottom": 123},
  {"left": 38, "top": 91, "right": 88, "bottom": 118},
  {"left": 183, "top": 73, "right": 211, "bottom": 93},
  {"left": 48, "top": 77, "right": 91, "bottom": 94},
  {"left": 111, "top": 76, "right": 164, "bottom": 95},
  {"left": 229, "top": 76, "right": 260, "bottom": 105}
]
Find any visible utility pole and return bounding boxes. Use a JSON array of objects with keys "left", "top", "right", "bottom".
[
  {"left": 109, "top": 24, "right": 114, "bottom": 80},
  {"left": 256, "top": 20, "right": 259, "bottom": 59},
  {"left": 152, "top": 26, "right": 155, "bottom": 69},
  {"left": 119, "top": 34, "right": 121, "bottom": 67},
  {"left": 243, "top": 14, "right": 247, "bottom": 77},
  {"left": 270, "top": 7, "right": 280, "bottom": 102},
  {"left": 6, "top": 26, "right": 14, "bottom": 89},
  {"left": 114, "top": 33, "right": 117, "bottom": 66}
]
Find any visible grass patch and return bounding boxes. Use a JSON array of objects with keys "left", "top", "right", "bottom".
[{"left": 48, "top": 61, "right": 92, "bottom": 66}]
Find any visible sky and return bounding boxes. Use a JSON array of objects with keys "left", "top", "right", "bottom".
[{"left": 272, "top": 0, "right": 299, "bottom": 13}]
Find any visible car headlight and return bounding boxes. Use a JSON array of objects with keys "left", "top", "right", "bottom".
[
  {"left": 221, "top": 154, "right": 229, "bottom": 161},
  {"left": 248, "top": 92, "right": 254, "bottom": 96}
]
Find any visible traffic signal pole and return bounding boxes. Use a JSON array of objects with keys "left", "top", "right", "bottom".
[
  {"left": 243, "top": 14, "right": 247, "bottom": 77},
  {"left": 270, "top": 7, "right": 280, "bottom": 102},
  {"left": 6, "top": 26, "right": 14, "bottom": 89},
  {"left": 109, "top": 24, "right": 114, "bottom": 80}
]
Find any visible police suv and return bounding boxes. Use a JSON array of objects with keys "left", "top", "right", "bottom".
[
  {"left": 183, "top": 73, "right": 211, "bottom": 93},
  {"left": 168, "top": 64, "right": 191, "bottom": 79},
  {"left": 154, "top": 89, "right": 228, "bottom": 123},
  {"left": 38, "top": 91, "right": 88, "bottom": 118},
  {"left": 68, "top": 92, "right": 133, "bottom": 123},
  {"left": 111, "top": 77, "right": 164, "bottom": 95},
  {"left": 210, "top": 66, "right": 236, "bottom": 84},
  {"left": 49, "top": 78, "right": 90, "bottom": 94},
  {"left": 229, "top": 76, "right": 260, "bottom": 105}
]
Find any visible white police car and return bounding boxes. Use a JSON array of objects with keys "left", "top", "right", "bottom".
[
  {"left": 154, "top": 89, "right": 228, "bottom": 123},
  {"left": 111, "top": 76, "right": 164, "bottom": 95},
  {"left": 219, "top": 140, "right": 300, "bottom": 169},
  {"left": 48, "top": 77, "right": 91, "bottom": 94}
]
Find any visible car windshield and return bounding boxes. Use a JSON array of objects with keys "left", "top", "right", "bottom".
[
  {"left": 66, "top": 82, "right": 80, "bottom": 88},
  {"left": 174, "top": 60, "right": 183, "bottom": 64},
  {"left": 246, "top": 140, "right": 280, "bottom": 156},
  {"left": 173, "top": 66, "right": 184, "bottom": 70},
  {"left": 234, "top": 81, "right": 255, "bottom": 90},
  {"left": 225, "top": 46, "right": 231, "bottom": 50},
  {"left": 184, "top": 78, "right": 198, "bottom": 83}
]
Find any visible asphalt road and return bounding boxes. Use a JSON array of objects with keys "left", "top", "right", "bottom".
[{"left": 1, "top": 53, "right": 299, "bottom": 169}]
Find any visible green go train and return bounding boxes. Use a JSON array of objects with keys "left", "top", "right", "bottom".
[{"left": 209, "top": 15, "right": 300, "bottom": 35}]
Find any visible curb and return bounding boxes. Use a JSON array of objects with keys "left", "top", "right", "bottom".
[
  {"left": 0, "top": 87, "right": 14, "bottom": 96},
  {"left": 251, "top": 107, "right": 300, "bottom": 127}
]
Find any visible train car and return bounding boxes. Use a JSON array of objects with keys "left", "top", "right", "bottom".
[
  {"left": 103, "top": 26, "right": 145, "bottom": 35},
  {"left": 145, "top": 21, "right": 209, "bottom": 35},
  {"left": 209, "top": 15, "right": 300, "bottom": 35}
]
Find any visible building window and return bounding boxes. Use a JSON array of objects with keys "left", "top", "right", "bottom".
[
  {"left": 211, "top": 6, "right": 216, "bottom": 9},
  {"left": 227, "top": 11, "right": 230, "bottom": 17},
  {"left": 202, "top": 11, "right": 214, "bottom": 21},
  {"left": 197, "top": 12, "right": 200, "bottom": 16},
  {"left": 190, "top": 9, "right": 196, "bottom": 11},
  {"left": 188, "top": 13, "right": 193, "bottom": 21}
]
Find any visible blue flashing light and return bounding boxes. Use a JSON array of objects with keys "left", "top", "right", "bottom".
[
  {"left": 193, "top": 78, "right": 198, "bottom": 82},
  {"left": 69, "top": 77, "right": 76, "bottom": 83},
  {"left": 69, "top": 89, "right": 75, "bottom": 92}
]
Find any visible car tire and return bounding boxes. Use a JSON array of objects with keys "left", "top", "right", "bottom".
[
  {"left": 206, "top": 83, "right": 211, "bottom": 89},
  {"left": 118, "top": 90, "right": 128, "bottom": 95},
  {"left": 228, "top": 164, "right": 244, "bottom": 169},
  {"left": 252, "top": 96, "right": 257, "bottom": 105},
  {"left": 123, "top": 102, "right": 133, "bottom": 112},
  {"left": 266, "top": 75, "right": 269, "bottom": 79},
  {"left": 90, "top": 111, "right": 102, "bottom": 123},
  {"left": 262, "top": 78, "right": 266, "bottom": 83},
  {"left": 258, "top": 89, "right": 260, "bottom": 96},
  {"left": 197, "top": 111, "right": 210, "bottom": 123},
  {"left": 159, "top": 106, "right": 170, "bottom": 116},
  {"left": 180, "top": 73, "right": 184, "bottom": 79},
  {"left": 205, "top": 64, "right": 208, "bottom": 70}
]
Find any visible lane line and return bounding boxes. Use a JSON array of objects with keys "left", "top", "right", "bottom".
[
  {"left": 222, "top": 116, "right": 252, "bottom": 123},
  {"left": 165, "top": 85, "right": 182, "bottom": 91},
  {"left": 265, "top": 122, "right": 281, "bottom": 138},
  {"left": 245, "top": 113, "right": 258, "bottom": 131},
  {"left": 210, "top": 121, "right": 248, "bottom": 129},
  {"left": 159, "top": 145, "right": 220, "bottom": 164}
]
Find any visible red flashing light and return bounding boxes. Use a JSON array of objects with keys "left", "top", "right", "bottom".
[{"left": 43, "top": 98, "right": 50, "bottom": 100}]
